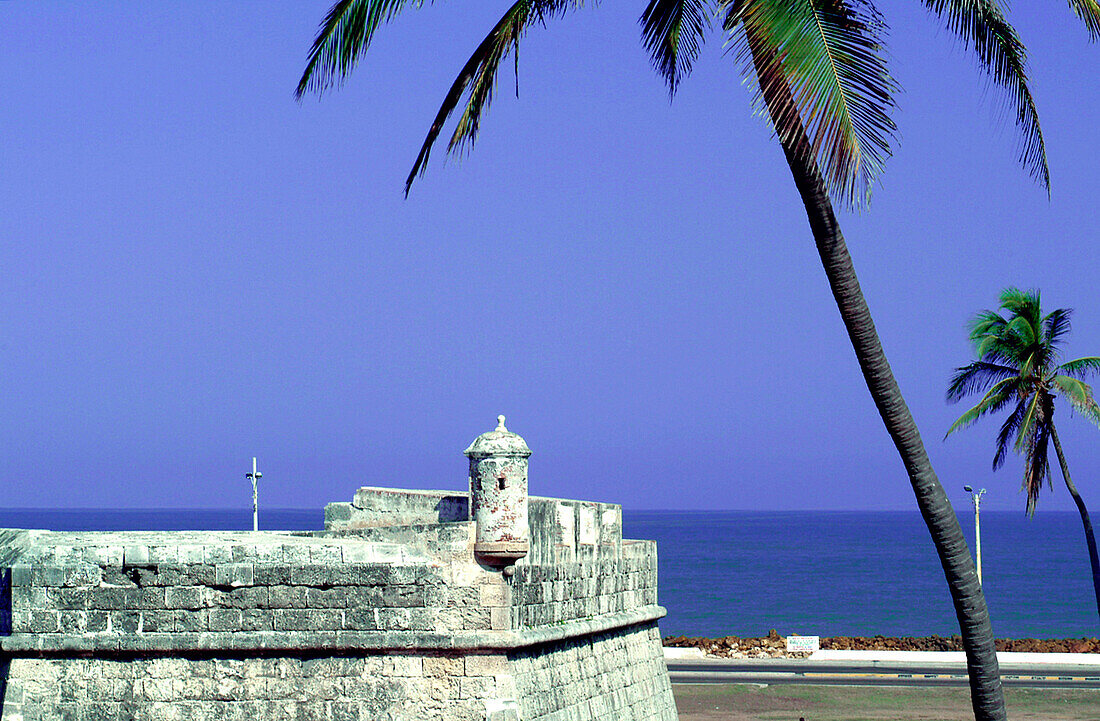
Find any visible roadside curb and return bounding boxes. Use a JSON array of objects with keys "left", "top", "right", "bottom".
[{"left": 664, "top": 647, "right": 1100, "bottom": 667}]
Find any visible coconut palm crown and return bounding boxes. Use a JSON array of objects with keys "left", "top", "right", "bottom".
[{"left": 947, "top": 288, "right": 1100, "bottom": 514}]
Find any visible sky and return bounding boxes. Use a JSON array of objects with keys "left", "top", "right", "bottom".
[{"left": 1, "top": 3, "right": 1098, "bottom": 512}]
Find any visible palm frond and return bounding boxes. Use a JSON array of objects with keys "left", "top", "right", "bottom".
[
  {"left": 999, "top": 286, "right": 1039, "bottom": 322},
  {"left": 1014, "top": 387, "right": 1044, "bottom": 454},
  {"left": 297, "top": 0, "right": 426, "bottom": 99},
  {"left": 641, "top": 0, "right": 714, "bottom": 96},
  {"left": 920, "top": 2, "right": 1049, "bottom": 191},
  {"left": 1067, "top": 0, "right": 1100, "bottom": 40},
  {"left": 1058, "top": 356, "right": 1100, "bottom": 380},
  {"left": 1020, "top": 392, "right": 1055, "bottom": 515},
  {"left": 1044, "top": 307, "right": 1073, "bottom": 347},
  {"left": 1053, "top": 374, "right": 1100, "bottom": 428},
  {"left": 946, "top": 361, "right": 1019, "bottom": 402},
  {"left": 993, "top": 398, "right": 1028, "bottom": 470},
  {"left": 945, "top": 378, "right": 1015, "bottom": 437},
  {"left": 403, "top": 0, "right": 580, "bottom": 196},
  {"left": 725, "top": 0, "right": 899, "bottom": 209}
]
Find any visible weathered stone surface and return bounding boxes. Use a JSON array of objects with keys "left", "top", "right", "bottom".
[{"left": 0, "top": 480, "right": 675, "bottom": 720}]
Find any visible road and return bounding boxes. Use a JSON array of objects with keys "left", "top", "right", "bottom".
[{"left": 667, "top": 658, "right": 1100, "bottom": 689}]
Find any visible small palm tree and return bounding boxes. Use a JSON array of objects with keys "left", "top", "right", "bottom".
[{"left": 947, "top": 288, "right": 1100, "bottom": 619}]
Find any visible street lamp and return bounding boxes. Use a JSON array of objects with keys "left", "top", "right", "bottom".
[
  {"left": 964, "top": 485, "right": 986, "bottom": 586},
  {"left": 246, "top": 457, "right": 262, "bottom": 532}
]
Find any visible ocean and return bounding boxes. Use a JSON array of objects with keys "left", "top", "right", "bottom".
[{"left": 1, "top": 508, "right": 1094, "bottom": 640}]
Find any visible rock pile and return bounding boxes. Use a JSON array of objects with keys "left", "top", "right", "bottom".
[{"left": 663, "top": 631, "right": 1100, "bottom": 658}]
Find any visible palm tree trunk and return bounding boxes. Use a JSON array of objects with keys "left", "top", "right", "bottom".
[
  {"left": 746, "top": 47, "right": 1006, "bottom": 721},
  {"left": 1050, "top": 424, "right": 1100, "bottom": 619}
]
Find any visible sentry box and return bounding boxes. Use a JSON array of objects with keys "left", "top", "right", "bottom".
[{"left": 464, "top": 415, "right": 531, "bottom": 564}]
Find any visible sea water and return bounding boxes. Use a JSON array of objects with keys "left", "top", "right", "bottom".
[
  {"left": 0, "top": 508, "right": 1094, "bottom": 639},
  {"left": 625, "top": 510, "right": 1098, "bottom": 639}
]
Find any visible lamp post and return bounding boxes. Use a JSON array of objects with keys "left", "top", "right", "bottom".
[
  {"left": 246, "top": 457, "right": 262, "bottom": 532},
  {"left": 964, "top": 485, "right": 986, "bottom": 586}
]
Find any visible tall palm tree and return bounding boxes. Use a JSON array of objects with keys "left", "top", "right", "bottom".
[
  {"left": 947, "top": 288, "right": 1100, "bottom": 619},
  {"left": 296, "top": 3, "right": 1100, "bottom": 719}
]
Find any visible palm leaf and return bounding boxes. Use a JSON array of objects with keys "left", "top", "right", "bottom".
[
  {"left": 993, "top": 398, "right": 1027, "bottom": 470},
  {"left": 920, "top": 2, "right": 1049, "bottom": 191},
  {"left": 1020, "top": 391, "right": 1055, "bottom": 515},
  {"left": 1038, "top": 308, "right": 1073, "bottom": 369},
  {"left": 1067, "top": 0, "right": 1100, "bottom": 40},
  {"left": 1058, "top": 356, "right": 1100, "bottom": 380},
  {"left": 946, "top": 361, "right": 1019, "bottom": 402},
  {"left": 725, "top": 0, "right": 898, "bottom": 209},
  {"left": 1053, "top": 374, "right": 1100, "bottom": 427},
  {"left": 999, "top": 287, "right": 1040, "bottom": 327},
  {"left": 297, "top": 0, "right": 427, "bottom": 99},
  {"left": 1014, "top": 387, "right": 1044, "bottom": 454},
  {"left": 641, "top": 0, "right": 714, "bottom": 96},
  {"left": 403, "top": 0, "right": 580, "bottom": 196},
  {"left": 945, "top": 377, "right": 1015, "bottom": 437}
]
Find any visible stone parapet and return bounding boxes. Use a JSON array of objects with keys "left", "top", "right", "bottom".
[
  {"left": 326, "top": 489, "right": 624, "bottom": 566},
  {"left": 1, "top": 487, "right": 675, "bottom": 720}
]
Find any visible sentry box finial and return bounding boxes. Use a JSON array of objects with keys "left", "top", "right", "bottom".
[{"left": 464, "top": 416, "right": 531, "bottom": 563}]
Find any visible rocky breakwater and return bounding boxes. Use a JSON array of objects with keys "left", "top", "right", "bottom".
[{"left": 663, "top": 630, "right": 1100, "bottom": 658}]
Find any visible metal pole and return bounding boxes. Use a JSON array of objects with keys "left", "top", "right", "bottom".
[
  {"left": 252, "top": 457, "right": 259, "bottom": 532},
  {"left": 974, "top": 491, "right": 982, "bottom": 587}
]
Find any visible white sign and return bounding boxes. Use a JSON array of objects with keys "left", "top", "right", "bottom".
[{"left": 786, "top": 635, "right": 820, "bottom": 653}]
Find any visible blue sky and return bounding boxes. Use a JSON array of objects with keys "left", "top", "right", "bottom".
[{"left": 2, "top": 3, "right": 1098, "bottom": 511}]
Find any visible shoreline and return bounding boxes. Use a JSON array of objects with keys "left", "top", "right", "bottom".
[{"left": 663, "top": 631, "right": 1100, "bottom": 659}]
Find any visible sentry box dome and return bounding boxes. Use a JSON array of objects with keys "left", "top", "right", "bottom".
[{"left": 464, "top": 415, "right": 531, "bottom": 564}]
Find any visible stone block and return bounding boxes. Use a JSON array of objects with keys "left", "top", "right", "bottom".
[
  {"left": 305, "top": 587, "right": 348, "bottom": 608},
  {"left": 252, "top": 565, "right": 293, "bottom": 586},
  {"left": 309, "top": 545, "right": 343, "bottom": 564},
  {"left": 123, "top": 546, "right": 150, "bottom": 566},
  {"left": 84, "top": 546, "right": 124, "bottom": 566},
  {"left": 203, "top": 545, "right": 235, "bottom": 565},
  {"left": 174, "top": 610, "right": 208, "bottom": 633},
  {"left": 86, "top": 610, "right": 110, "bottom": 632},
  {"left": 141, "top": 611, "right": 178, "bottom": 633},
  {"left": 289, "top": 565, "right": 345, "bottom": 587},
  {"left": 165, "top": 586, "right": 206, "bottom": 610},
  {"left": 137, "top": 588, "right": 167, "bottom": 610},
  {"left": 109, "top": 610, "right": 141, "bottom": 633},
  {"left": 280, "top": 544, "right": 312, "bottom": 565},
  {"left": 18, "top": 609, "right": 58, "bottom": 633},
  {"left": 423, "top": 656, "right": 464, "bottom": 678},
  {"left": 178, "top": 564, "right": 216, "bottom": 586},
  {"left": 241, "top": 609, "right": 272, "bottom": 632},
  {"left": 265, "top": 585, "right": 310, "bottom": 609},
  {"left": 176, "top": 545, "right": 206, "bottom": 565},
  {"left": 464, "top": 655, "right": 508, "bottom": 677},
  {"left": 382, "top": 585, "right": 425, "bottom": 608},
  {"left": 459, "top": 675, "right": 495, "bottom": 700},
  {"left": 213, "top": 587, "right": 269, "bottom": 609},
  {"left": 272, "top": 609, "right": 342, "bottom": 632},
  {"left": 215, "top": 564, "right": 254, "bottom": 588},
  {"left": 208, "top": 609, "right": 243, "bottom": 632},
  {"left": 147, "top": 546, "right": 179, "bottom": 564},
  {"left": 382, "top": 656, "right": 423, "bottom": 677},
  {"left": 490, "top": 607, "right": 511, "bottom": 631},
  {"left": 343, "top": 608, "right": 380, "bottom": 631},
  {"left": 58, "top": 610, "right": 88, "bottom": 633}
]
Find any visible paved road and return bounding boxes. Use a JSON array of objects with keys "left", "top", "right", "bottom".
[{"left": 667, "top": 659, "right": 1100, "bottom": 689}]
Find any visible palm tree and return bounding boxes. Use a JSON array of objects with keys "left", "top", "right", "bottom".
[
  {"left": 295, "top": 3, "right": 1100, "bottom": 719},
  {"left": 947, "top": 288, "right": 1100, "bottom": 620}
]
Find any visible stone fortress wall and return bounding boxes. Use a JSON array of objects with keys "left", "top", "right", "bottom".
[{"left": 0, "top": 421, "right": 677, "bottom": 721}]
